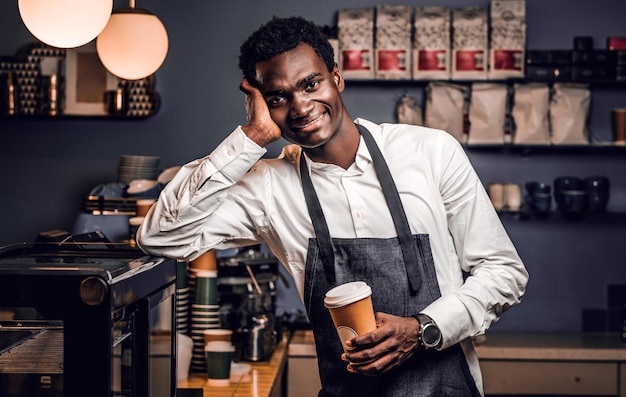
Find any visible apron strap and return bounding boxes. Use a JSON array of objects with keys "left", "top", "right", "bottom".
[
  {"left": 299, "top": 154, "right": 337, "bottom": 285},
  {"left": 356, "top": 124, "right": 422, "bottom": 293},
  {"left": 299, "top": 124, "right": 422, "bottom": 293}
]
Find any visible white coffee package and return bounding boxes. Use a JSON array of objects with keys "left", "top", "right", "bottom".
[
  {"left": 467, "top": 83, "right": 508, "bottom": 144},
  {"left": 452, "top": 7, "right": 488, "bottom": 80},
  {"left": 512, "top": 83, "right": 550, "bottom": 145},
  {"left": 424, "top": 82, "right": 467, "bottom": 142},
  {"left": 396, "top": 94, "right": 423, "bottom": 126},
  {"left": 550, "top": 83, "right": 590, "bottom": 145},
  {"left": 413, "top": 6, "right": 451, "bottom": 80},
  {"left": 338, "top": 8, "right": 375, "bottom": 80},
  {"left": 489, "top": 0, "right": 526, "bottom": 79},
  {"left": 375, "top": 5, "right": 412, "bottom": 80}
]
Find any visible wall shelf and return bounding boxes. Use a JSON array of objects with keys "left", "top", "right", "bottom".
[
  {"left": 0, "top": 113, "right": 155, "bottom": 121},
  {"left": 499, "top": 210, "right": 626, "bottom": 223},
  {"left": 464, "top": 143, "right": 626, "bottom": 155}
]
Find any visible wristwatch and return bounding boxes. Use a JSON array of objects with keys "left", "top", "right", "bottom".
[{"left": 415, "top": 313, "right": 442, "bottom": 349}]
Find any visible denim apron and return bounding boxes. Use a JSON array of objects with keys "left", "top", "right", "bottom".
[{"left": 299, "top": 125, "right": 481, "bottom": 397}]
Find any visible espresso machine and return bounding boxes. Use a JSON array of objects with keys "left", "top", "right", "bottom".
[
  {"left": 0, "top": 239, "right": 176, "bottom": 397},
  {"left": 217, "top": 245, "right": 280, "bottom": 362}
]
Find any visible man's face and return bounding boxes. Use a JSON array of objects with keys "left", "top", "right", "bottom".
[{"left": 254, "top": 43, "right": 345, "bottom": 148}]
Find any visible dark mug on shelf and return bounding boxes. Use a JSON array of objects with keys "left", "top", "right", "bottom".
[
  {"left": 561, "top": 190, "right": 588, "bottom": 219},
  {"left": 584, "top": 176, "right": 610, "bottom": 212},
  {"left": 554, "top": 176, "right": 583, "bottom": 209},
  {"left": 532, "top": 193, "right": 552, "bottom": 217},
  {"left": 525, "top": 181, "right": 552, "bottom": 217}
]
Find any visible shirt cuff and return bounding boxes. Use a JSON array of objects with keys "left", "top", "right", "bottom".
[{"left": 208, "top": 126, "right": 267, "bottom": 181}]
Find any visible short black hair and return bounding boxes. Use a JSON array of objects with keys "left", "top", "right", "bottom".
[{"left": 238, "top": 16, "right": 335, "bottom": 85}]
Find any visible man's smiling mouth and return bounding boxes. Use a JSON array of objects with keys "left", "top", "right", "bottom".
[{"left": 292, "top": 112, "right": 326, "bottom": 130}]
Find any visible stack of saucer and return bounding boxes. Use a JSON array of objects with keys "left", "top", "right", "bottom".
[
  {"left": 175, "top": 261, "right": 190, "bottom": 335},
  {"left": 189, "top": 268, "right": 221, "bottom": 373},
  {"left": 116, "top": 155, "right": 161, "bottom": 183}
]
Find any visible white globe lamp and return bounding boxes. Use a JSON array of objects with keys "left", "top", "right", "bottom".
[
  {"left": 96, "top": 2, "right": 169, "bottom": 80},
  {"left": 18, "top": 0, "right": 112, "bottom": 48}
]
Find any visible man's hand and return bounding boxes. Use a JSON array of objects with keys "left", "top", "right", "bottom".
[
  {"left": 239, "top": 78, "right": 282, "bottom": 147},
  {"left": 341, "top": 312, "right": 421, "bottom": 376}
]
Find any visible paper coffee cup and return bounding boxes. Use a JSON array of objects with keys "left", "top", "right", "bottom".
[
  {"left": 324, "top": 281, "right": 376, "bottom": 352},
  {"left": 191, "top": 250, "right": 218, "bottom": 271},
  {"left": 205, "top": 341, "right": 235, "bottom": 386},
  {"left": 135, "top": 198, "right": 156, "bottom": 217}
]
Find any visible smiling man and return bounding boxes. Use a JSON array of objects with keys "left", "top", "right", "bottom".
[{"left": 138, "top": 16, "right": 528, "bottom": 397}]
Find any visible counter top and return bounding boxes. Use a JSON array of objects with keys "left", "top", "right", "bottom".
[
  {"left": 289, "top": 330, "right": 626, "bottom": 361},
  {"left": 474, "top": 332, "right": 626, "bottom": 361},
  {"left": 177, "top": 333, "right": 288, "bottom": 397}
]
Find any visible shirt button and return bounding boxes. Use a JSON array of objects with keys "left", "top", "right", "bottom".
[
  {"left": 355, "top": 211, "right": 362, "bottom": 218},
  {"left": 227, "top": 149, "right": 234, "bottom": 156}
]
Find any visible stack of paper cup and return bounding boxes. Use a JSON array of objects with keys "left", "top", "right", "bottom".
[
  {"left": 175, "top": 261, "right": 190, "bottom": 335},
  {"left": 189, "top": 269, "right": 220, "bottom": 373}
]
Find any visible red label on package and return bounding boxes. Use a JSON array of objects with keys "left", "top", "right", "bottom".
[
  {"left": 418, "top": 50, "right": 447, "bottom": 71},
  {"left": 493, "top": 50, "right": 523, "bottom": 71},
  {"left": 342, "top": 50, "right": 371, "bottom": 71},
  {"left": 377, "top": 50, "right": 407, "bottom": 71},
  {"left": 608, "top": 37, "right": 626, "bottom": 51},
  {"left": 455, "top": 50, "right": 485, "bottom": 71}
]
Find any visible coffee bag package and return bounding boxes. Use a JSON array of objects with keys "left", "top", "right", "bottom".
[
  {"left": 550, "top": 83, "right": 590, "bottom": 145},
  {"left": 375, "top": 5, "right": 412, "bottom": 80},
  {"left": 338, "top": 8, "right": 375, "bottom": 80},
  {"left": 467, "top": 83, "right": 508, "bottom": 144},
  {"left": 396, "top": 94, "right": 423, "bottom": 126},
  {"left": 512, "top": 83, "right": 550, "bottom": 145},
  {"left": 413, "top": 6, "right": 451, "bottom": 80},
  {"left": 451, "top": 7, "right": 488, "bottom": 80},
  {"left": 489, "top": 0, "right": 526, "bottom": 79},
  {"left": 424, "top": 82, "right": 468, "bottom": 143}
]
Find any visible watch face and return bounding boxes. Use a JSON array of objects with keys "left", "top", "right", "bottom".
[{"left": 423, "top": 323, "right": 441, "bottom": 346}]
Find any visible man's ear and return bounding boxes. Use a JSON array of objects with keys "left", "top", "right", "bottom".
[{"left": 332, "top": 63, "right": 345, "bottom": 92}]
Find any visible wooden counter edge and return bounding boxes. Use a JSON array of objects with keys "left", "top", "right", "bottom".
[
  {"left": 289, "top": 330, "right": 626, "bottom": 362},
  {"left": 177, "top": 333, "right": 289, "bottom": 397}
]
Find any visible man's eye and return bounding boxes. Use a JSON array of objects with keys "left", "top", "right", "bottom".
[
  {"left": 305, "top": 81, "right": 319, "bottom": 91},
  {"left": 269, "top": 96, "right": 285, "bottom": 106}
]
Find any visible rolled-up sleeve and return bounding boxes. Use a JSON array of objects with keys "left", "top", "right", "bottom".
[
  {"left": 136, "top": 127, "right": 267, "bottom": 260},
  {"left": 421, "top": 133, "right": 528, "bottom": 349}
]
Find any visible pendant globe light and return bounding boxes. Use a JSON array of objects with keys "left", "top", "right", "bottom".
[
  {"left": 18, "top": 0, "right": 113, "bottom": 48},
  {"left": 96, "top": 0, "right": 168, "bottom": 80}
]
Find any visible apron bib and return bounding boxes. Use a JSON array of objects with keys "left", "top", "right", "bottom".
[{"left": 299, "top": 124, "right": 481, "bottom": 397}]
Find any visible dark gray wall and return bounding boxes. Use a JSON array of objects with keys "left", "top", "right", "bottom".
[{"left": 1, "top": 0, "right": 626, "bottom": 333}]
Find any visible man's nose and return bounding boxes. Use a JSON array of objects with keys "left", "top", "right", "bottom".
[{"left": 290, "top": 93, "right": 313, "bottom": 118}]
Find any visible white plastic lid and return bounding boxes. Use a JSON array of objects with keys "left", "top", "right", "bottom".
[{"left": 324, "top": 281, "right": 372, "bottom": 309}]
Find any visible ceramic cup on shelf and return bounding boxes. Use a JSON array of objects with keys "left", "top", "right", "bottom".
[
  {"left": 488, "top": 183, "right": 505, "bottom": 211},
  {"left": 584, "top": 176, "right": 610, "bottom": 213},
  {"left": 611, "top": 108, "right": 626, "bottom": 145},
  {"left": 553, "top": 176, "right": 583, "bottom": 210},
  {"left": 561, "top": 190, "right": 588, "bottom": 219},
  {"left": 504, "top": 183, "right": 522, "bottom": 212}
]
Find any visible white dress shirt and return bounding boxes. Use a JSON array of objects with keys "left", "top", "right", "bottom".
[{"left": 138, "top": 118, "right": 528, "bottom": 394}]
